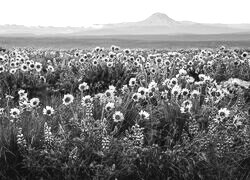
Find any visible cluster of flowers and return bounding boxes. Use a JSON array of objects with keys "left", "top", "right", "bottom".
[{"left": 0, "top": 45, "right": 250, "bottom": 179}]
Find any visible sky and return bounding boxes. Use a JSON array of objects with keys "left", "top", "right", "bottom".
[{"left": 0, "top": 0, "right": 250, "bottom": 27}]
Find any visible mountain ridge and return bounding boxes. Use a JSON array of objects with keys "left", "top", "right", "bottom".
[{"left": 0, "top": 12, "right": 250, "bottom": 36}]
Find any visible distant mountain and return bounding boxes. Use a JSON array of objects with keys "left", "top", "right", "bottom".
[
  {"left": 137, "top": 13, "right": 180, "bottom": 26},
  {"left": 0, "top": 12, "right": 250, "bottom": 36}
]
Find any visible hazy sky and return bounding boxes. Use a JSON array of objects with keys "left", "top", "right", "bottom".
[{"left": 1, "top": 0, "right": 250, "bottom": 27}]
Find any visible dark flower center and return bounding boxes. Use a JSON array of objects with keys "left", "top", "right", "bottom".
[
  {"left": 219, "top": 112, "right": 225, "bottom": 117},
  {"left": 65, "top": 97, "right": 71, "bottom": 103},
  {"left": 183, "top": 91, "right": 188, "bottom": 96},
  {"left": 106, "top": 92, "right": 111, "bottom": 97},
  {"left": 79, "top": 85, "right": 84, "bottom": 90},
  {"left": 115, "top": 115, "right": 121, "bottom": 120},
  {"left": 33, "top": 102, "right": 37, "bottom": 105},
  {"left": 133, "top": 95, "right": 138, "bottom": 100},
  {"left": 211, "top": 91, "right": 216, "bottom": 97},
  {"left": 84, "top": 99, "right": 91, "bottom": 103}
]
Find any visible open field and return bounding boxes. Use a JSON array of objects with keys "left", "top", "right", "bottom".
[
  {"left": 0, "top": 45, "right": 250, "bottom": 179},
  {"left": 1, "top": 34, "right": 250, "bottom": 49}
]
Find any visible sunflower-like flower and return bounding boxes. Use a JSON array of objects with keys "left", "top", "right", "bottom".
[
  {"left": 63, "top": 94, "right": 74, "bottom": 106},
  {"left": 81, "top": 95, "right": 93, "bottom": 106},
  {"left": 108, "top": 85, "right": 116, "bottom": 91},
  {"left": 25, "top": 60, "right": 31, "bottom": 66},
  {"left": 10, "top": 61, "right": 16, "bottom": 68},
  {"left": 148, "top": 81, "right": 158, "bottom": 92},
  {"left": 218, "top": 108, "right": 230, "bottom": 119},
  {"left": 124, "top": 49, "right": 131, "bottom": 54},
  {"left": 129, "top": 78, "right": 137, "bottom": 87},
  {"left": 43, "top": 106, "right": 55, "bottom": 116},
  {"left": 180, "top": 100, "right": 193, "bottom": 114},
  {"left": 155, "top": 57, "right": 162, "bottom": 64},
  {"left": 241, "top": 52, "right": 248, "bottom": 58},
  {"left": 215, "top": 89, "right": 224, "bottom": 99},
  {"left": 18, "top": 89, "right": 26, "bottom": 97},
  {"left": 164, "top": 59, "right": 171, "bottom": 66},
  {"left": 107, "top": 61, "right": 114, "bottom": 68},
  {"left": 20, "top": 63, "right": 29, "bottom": 72},
  {"left": 132, "top": 93, "right": 141, "bottom": 102},
  {"left": 186, "top": 76, "right": 195, "bottom": 84},
  {"left": 171, "top": 85, "right": 181, "bottom": 97},
  {"left": 105, "top": 102, "right": 115, "bottom": 112},
  {"left": 179, "top": 68, "right": 187, "bottom": 76},
  {"left": 10, "top": 108, "right": 20, "bottom": 118},
  {"left": 191, "top": 90, "right": 200, "bottom": 98},
  {"left": 0, "top": 65, "right": 5, "bottom": 73},
  {"left": 169, "top": 78, "right": 178, "bottom": 87},
  {"left": 29, "top": 63, "right": 35, "bottom": 70},
  {"left": 138, "top": 87, "right": 148, "bottom": 99},
  {"left": 9, "top": 68, "right": 17, "bottom": 74},
  {"left": 78, "top": 82, "right": 89, "bottom": 91},
  {"left": 150, "top": 68, "right": 156, "bottom": 74},
  {"left": 113, "top": 111, "right": 124, "bottom": 122},
  {"left": 109, "top": 52, "right": 116, "bottom": 59},
  {"left": 104, "top": 89, "right": 115, "bottom": 99},
  {"left": 187, "top": 60, "right": 193, "bottom": 66},
  {"left": 35, "top": 62, "right": 42, "bottom": 72},
  {"left": 182, "top": 100, "right": 192, "bottom": 108},
  {"left": 181, "top": 88, "right": 190, "bottom": 97},
  {"left": 92, "top": 59, "right": 98, "bottom": 66},
  {"left": 198, "top": 74, "right": 207, "bottom": 82},
  {"left": 79, "top": 57, "right": 85, "bottom": 64},
  {"left": 30, "top": 98, "right": 40, "bottom": 108},
  {"left": 47, "top": 65, "right": 55, "bottom": 72},
  {"left": 139, "top": 110, "right": 150, "bottom": 120}
]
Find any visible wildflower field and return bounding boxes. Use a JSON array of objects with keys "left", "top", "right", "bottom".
[{"left": 0, "top": 45, "right": 250, "bottom": 180}]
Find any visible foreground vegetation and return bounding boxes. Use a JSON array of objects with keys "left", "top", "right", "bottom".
[{"left": 0, "top": 45, "right": 250, "bottom": 180}]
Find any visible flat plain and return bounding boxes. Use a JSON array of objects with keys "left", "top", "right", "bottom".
[{"left": 1, "top": 34, "right": 250, "bottom": 49}]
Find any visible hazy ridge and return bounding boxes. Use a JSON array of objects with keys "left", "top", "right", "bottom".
[{"left": 1, "top": 13, "right": 250, "bottom": 36}]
